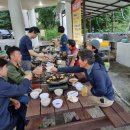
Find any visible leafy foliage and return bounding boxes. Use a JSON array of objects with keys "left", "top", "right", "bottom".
[
  {"left": 86, "top": 7, "right": 130, "bottom": 33},
  {"left": 44, "top": 27, "right": 59, "bottom": 41},
  {"left": 0, "top": 11, "right": 12, "bottom": 29},
  {"left": 36, "top": 7, "right": 59, "bottom": 29}
]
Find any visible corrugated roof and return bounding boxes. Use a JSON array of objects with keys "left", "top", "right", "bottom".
[{"left": 81, "top": 0, "right": 130, "bottom": 19}]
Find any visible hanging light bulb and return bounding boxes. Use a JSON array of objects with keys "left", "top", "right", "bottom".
[{"left": 39, "top": 1, "right": 43, "bottom": 7}]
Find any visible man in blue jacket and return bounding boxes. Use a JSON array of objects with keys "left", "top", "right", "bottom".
[
  {"left": 51, "top": 49, "right": 115, "bottom": 107},
  {"left": 0, "top": 58, "right": 32, "bottom": 130}
]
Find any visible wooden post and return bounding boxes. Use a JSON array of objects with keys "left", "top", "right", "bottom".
[
  {"left": 83, "top": 0, "right": 86, "bottom": 47},
  {"left": 89, "top": 13, "right": 92, "bottom": 32},
  {"left": 106, "top": 14, "right": 108, "bottom": 29}
]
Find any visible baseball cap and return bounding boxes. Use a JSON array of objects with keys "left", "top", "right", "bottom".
[{"left": 90, "top": 39, "right": 100, "bottom": 50}]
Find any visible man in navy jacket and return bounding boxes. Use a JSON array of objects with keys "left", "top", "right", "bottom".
[
  {"left": 0, "top": 58, "right": 32, "bottom": 130},
  {"left": 51, "top": 49, "right": 115, "bottom": 107}
]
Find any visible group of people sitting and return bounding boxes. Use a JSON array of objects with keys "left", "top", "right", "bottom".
[
  {"left": 0, "top": 26, "right": 43, "bottom": 130},
  {"left": 0, "top": 26, "right": 115, "bottom": 130},
  {"left": 53, "top": 26, "right": 115, "bottom": 107},
  {"left": 0, "top": 45, "right": 45, "bottom": 130}
]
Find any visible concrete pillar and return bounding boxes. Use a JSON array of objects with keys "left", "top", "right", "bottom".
[
  {"left": 8, "top": 0, "right": 25, "bottom": 47},
  {"left": 28, "top": 9, "right": 37, "bottom": 27},
  {"left": 65, "top": 2, "right": 72, "bottom": 39},
  {"left": 63, "top": 15, "right": 67, "bottom": 35},
  {"left": 59, "top": 13, "right": 63, "bottom": 26},
  {"left": 22, "top": 10, "right": 29, "bottom": 28},
  {"left": 28, "top": 9, "right": 39, "bottom": 48}
]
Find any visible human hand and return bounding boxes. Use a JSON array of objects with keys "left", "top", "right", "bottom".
[
  {"left": 33, "top": 67, "right": 43, "bottom": 75},
  {"left": 50, "top": 67, "right": 57, "bottom": 72},
  {"left": 10, "top": 99, "right": 21, "bottom": 110},
  {"left": 24, "top": 72, "right": 32, "bottom": 80}
]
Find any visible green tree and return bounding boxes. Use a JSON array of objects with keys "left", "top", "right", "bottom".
[
  {"left": 85, "top": 6, "right": 130, "bottom": 33},
  {"left": 0, "top": 11, "right": 12, "bottom": 29},
  {"left": 36, "top": 7, "right": 59, "bottom": 29}
]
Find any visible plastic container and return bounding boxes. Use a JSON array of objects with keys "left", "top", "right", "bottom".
[{"left": 100, "top": 41, "right": 109, "bottom": 47}]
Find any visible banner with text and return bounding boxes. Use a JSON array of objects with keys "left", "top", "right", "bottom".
[{"left": 72, "top": 0, "right": 82, "bottom": 46}]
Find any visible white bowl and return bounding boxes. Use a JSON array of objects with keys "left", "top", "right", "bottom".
[
  {"left": 30, "top": 91, "right": 39, "bottom": 99},
  {"left": 41, "top": 98, "right": 51, "bottom": 107},
  {"left": 72, "top": 82, "right": 83, "bottom": 91},
  {"left": 52, "top": 99, "right": 63, "bottom": 109},
  {"left": 67, "top": 95, "right": 78, "bottom": 103},
  {"left": 54, "top": 89, "right": 63, "bottom": 96},
  {"left": 40, "top": 93, "right": 49, "bottom": 99},
  {"left": 32, "top": 88, "right": 42, "bottom": 94},
  {"left": 67, "top": 91, "right": 78, "bottom": 97}
]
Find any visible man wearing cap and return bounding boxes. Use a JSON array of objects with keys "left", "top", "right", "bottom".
[{"left": 87, "top": 39, "right": 104, "bottom": 65}]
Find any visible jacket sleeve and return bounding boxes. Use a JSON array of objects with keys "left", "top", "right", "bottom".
[
  {"left": 60, "top": 36, "right": 67, "bottom": 46},
  {"left": 58, "top": 66, "right": 84, "bottom": 73},
  {"left": 7, "top": 65, "right": 24, "bottom": 84},
  {"left": 91, "top": 70, "right": 107, "bottom": 96},
  {"left": 0, "top": 79, "right": 32, "bottom": 98}
]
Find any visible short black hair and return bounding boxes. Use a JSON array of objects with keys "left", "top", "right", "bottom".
[
  {"left": 6, "top": 46, "right": 20, "bottom": 59},
  {"left": 0, "top": 58, "right": 8, "bottom": 68},
  {"left": 92, "top": 46, "right": 98, "bottom": 53},
  {"left": 58, "top": 26, "right": 65, "bottom": 33},
  {"left": 78, "top": 49, "right": 95, "bottom": 65},
  {"left": 68, "top": 39, "right": 76, "bottom": 47},
  {"left": 29, "top": 26, "right": 40, "bottom": 33}
]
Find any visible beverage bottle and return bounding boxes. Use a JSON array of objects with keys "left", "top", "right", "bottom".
[{"left": 81, "top": 86, "right": 88, "bottom": 96}]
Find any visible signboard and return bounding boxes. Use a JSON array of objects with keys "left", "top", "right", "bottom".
[{"left": 72, "top": 0, "right": 82, "bottom": 45}]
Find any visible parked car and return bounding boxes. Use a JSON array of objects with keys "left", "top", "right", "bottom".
[{"left": 0, "top": 29, "right": 12, "bottom": 39}]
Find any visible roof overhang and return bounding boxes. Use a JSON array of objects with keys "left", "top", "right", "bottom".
[
  {"left": 0, "top": 0, "right": 59, "bottom": 11},
  {"left": 81, "top": 0, "right": 130, "bottom": 19}
]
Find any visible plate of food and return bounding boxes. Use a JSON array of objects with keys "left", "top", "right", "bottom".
[
  {"left": 69, "top": 78, "right": 78, "bottom": 83},
  {"left": 32, "top": 88, "right": 42, "bottom": 94},
  {"left": 46, "top": 73, "right": 68, "bottom": 85}
]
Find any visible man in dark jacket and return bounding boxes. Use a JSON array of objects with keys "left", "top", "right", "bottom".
[
  {"left": 51, "top": 49, "right": 114, "bottom": 107},
  {"left": 0, "top": 58, "right": 32, "bottom": 130}
]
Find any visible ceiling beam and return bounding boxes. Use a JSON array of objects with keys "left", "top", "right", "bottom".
[
  {"left": 85, "top": 7, "right": 106, "bottom": 13},
  {"left": 81, "top": 5, "right": 110, "bottom": 11},
  {"left": 120, "top": 0, "right": 130, "bottom": 3},
  {"left": 86, "top": 0, "right": 121, "bottom": 8}
]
